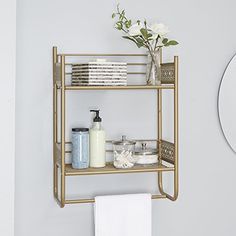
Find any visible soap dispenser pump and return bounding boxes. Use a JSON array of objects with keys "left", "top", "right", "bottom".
[
  {"left": 89, "top": 110, "right": 106, "bottom": 168},
  {"left": 91, "top": 110, "right": 102, "bottom": 123}
]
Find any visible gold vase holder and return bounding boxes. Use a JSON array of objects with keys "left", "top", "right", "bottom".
[{"left": 53, "top": 46, "right": 179, "bottom": 207}]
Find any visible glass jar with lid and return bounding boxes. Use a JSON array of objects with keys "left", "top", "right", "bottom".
[
  {"left": 71, "top": 128, "right": 89, "bottom": 169},
  {"left": 134, "top": 143, "right": 158, "bottom": 165},
  {"left": 112, "top": 135, "right": 136, "bottom": 169}
]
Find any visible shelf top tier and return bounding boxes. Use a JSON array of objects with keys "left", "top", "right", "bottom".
[
  {"left": 53, "top": 47, "right": 178, "bottom": 89},
  {"left": 58, "top": 85, "right": 175, "bottom": 90}
]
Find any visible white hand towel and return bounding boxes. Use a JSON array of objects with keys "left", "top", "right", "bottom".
[{"left": 94, "top": 193, "right": 151, "bottom": 236}]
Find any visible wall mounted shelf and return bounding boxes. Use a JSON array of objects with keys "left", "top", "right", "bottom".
[{"left": 53, "top": 46, "right": 179, "bottom": 208}]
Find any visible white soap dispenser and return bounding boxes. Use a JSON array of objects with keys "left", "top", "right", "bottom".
[{"left": 89, "top": 110, "right": 106, "bottom": 168}]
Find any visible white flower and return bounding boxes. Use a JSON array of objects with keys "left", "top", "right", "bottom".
[
  {"left": 149, "top": 23, "right": 169, "bottom": 39},
  {"left": 128, "top": 22, "right": 144, "bottom": 36}
]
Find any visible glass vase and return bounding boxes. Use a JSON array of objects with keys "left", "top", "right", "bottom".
[{"left": 146, "top": 49, "right": 161, "bottom": 85}]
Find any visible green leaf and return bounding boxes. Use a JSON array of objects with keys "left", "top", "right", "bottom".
[
  {"left": 123, "top": 36, "right": 144, "bottom": 48},
  {"left": 147, "top": 33, "right": 152, "bottom": 38},
  {"left": 136, "top": 43, "right": 143, "bottom": 48},
  {"left": 119, "top": 10, "right": 125, "bottom": 21},
  {"left": 162, "top": 38, "right": 168, "bottom": 44},
  {"left": 122, "top": 36, "right": 137, "bottom": 44},
  {"left": 116, "top": 22, "right": 123, "bottom": 30},
  {"left": 140, "top": 28, "right": 148, "bottom": 39},
  {"left": 135, "top": 37, "right": 144, "bottom": 47},
  {"left": 112, "top": 13, "right": 116, "bottom": 18},
  {"left": 165, "top": 40, "right": 179, "bottom": 47},
  {"left": 125, "top": 20, "right": 131, "bottom": 28},
  {"left": 135, "top": 37, "right": 143, "bottom": 43}
]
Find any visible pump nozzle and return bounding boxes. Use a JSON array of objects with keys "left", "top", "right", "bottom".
[{"left": 90, "top": 110, "right": 102, "bottom": 122}]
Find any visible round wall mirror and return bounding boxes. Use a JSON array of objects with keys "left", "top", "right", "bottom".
[{"left": 218, "top": 54, "right": 236, "bottom": 153}]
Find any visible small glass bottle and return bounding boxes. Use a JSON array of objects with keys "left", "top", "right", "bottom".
[{"left": 71, "top": 128, "right": 89, "bottom": 169}]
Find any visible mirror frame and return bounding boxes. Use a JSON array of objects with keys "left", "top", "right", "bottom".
[{"left": 217, "top": 53, "right": 236, "bottom": 154}]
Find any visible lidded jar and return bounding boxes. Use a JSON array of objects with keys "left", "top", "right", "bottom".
[
  {"left": 112, "top": 135, "right": 136, "bottom": 169},
  {"left": 134, "top": 143, "right": 158, "bottom": 165},
  {"left": 71, "top": 128, "right": 89, "bottom": 169}
]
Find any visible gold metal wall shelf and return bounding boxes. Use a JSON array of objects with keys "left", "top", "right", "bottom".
[{"left": 53, "top": 46, "right": 179, "bottom": 208}]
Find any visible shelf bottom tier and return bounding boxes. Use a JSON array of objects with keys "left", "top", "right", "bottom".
[{"left": 63, "top": 162, "right": 174, "bottom": 176}]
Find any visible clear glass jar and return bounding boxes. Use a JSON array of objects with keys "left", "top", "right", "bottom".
[
  {"left": 112, "top": 135, "right": 136, "bottom": 169},
  {"left": 134, "top": 143, "right": 158, "bottom": 166},
  {"left": 71, "top": 128, "right": 89, "bottom": 169}
]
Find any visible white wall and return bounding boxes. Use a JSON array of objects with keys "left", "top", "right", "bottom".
[
  {"left": 0, "top": 0, "right": 16, "bottom": 235},
  {"left": 15, "top": 0, "right": 236, "bottom": 236}
]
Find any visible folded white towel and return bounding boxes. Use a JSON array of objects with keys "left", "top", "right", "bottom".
[{"left": 94, "top": 193, "right": 152, "bottom": 236}]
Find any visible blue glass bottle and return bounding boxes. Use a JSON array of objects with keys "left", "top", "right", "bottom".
[{"left": 71, "top": 128, "right": 89, "bottom": 169}]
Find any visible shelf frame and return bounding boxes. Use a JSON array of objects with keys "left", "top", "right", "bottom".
[{"left": 52, "top": 46, "right": 179, "bottom": 207}]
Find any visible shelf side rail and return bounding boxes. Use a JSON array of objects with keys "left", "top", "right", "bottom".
[
  {"left": 53, "top": 46, "right": 59, "bottom": 203},
  {"left": 158, "top": 56, "right": 179, "bottom": 201},
  {"left": 60, "top": 54, "right": 66, "bottom": 207}
]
